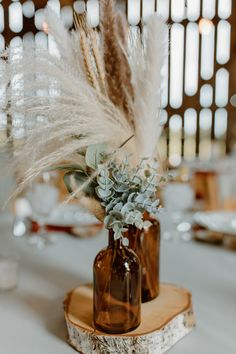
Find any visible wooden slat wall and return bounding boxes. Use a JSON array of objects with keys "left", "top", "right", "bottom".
[{"left": 0, "top": 0, "right": 235, "bottom": 166}]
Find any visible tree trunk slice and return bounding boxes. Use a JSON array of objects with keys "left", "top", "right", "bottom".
[{"left": 64, "top": 283, "right": 195, "bottom": 354}]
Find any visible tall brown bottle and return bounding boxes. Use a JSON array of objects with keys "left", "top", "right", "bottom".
[
  {"left": 128, "top": 214, "right": 160, "bottom": 303},
  {"left": 93, "top": 230, "right": 141, "bottom": 334}
]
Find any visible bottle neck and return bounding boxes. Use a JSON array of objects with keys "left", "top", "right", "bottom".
[{"left": 108, "top": 230, "right": 122, "bottom": 248}]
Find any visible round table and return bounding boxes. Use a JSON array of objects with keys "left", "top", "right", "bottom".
[{"left": 0, "top": 213, "right": 236, "bottom": 354}]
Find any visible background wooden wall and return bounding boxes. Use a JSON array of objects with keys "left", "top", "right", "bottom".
[{"left": 1, "top": 0, "right": 235, "bottom": 166}]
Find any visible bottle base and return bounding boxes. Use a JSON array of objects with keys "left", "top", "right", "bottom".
[
  {"left": 142, "top": 288, "right": 159, "bottom": 303},
  {"left": 93, "top": 321, "right": 141, "bottom": 334}
]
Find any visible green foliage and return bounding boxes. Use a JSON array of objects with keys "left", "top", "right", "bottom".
[
  {"left": 57, "top": 143, "right": 165, "bottom": 238},
  {"left": 85, "top": 143, "right": 107, "bottom": 169},
  {"left": 95, "top": 158, "right": 164, "bottom": 238}
]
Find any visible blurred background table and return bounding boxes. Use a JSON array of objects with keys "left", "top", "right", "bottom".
[{"left": 0, "top": 212, "right": 235, "bottom": 354}]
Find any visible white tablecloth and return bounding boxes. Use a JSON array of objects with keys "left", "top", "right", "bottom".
[{"left": 0, "top": 213, "right": 236, "bottom": 354}]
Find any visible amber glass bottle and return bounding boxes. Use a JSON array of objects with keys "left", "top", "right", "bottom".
[
  {"left": 93, "top": 230, "right": 141, "bottom": 334},
  {"left": 127, "top": 214, "right": 160, "bottom": 303}
]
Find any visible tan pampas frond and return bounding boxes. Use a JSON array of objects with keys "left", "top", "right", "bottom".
[
  {"left": 73, "top": 11, "right": 82, "bottom": 31},
  {"left": 74, "top": 12, "right": 106, "bottom": 94},
  {"left": 116, "top": 12, "right": 134, "bottom": 102},
  {"left": 2, "top": 6, "right": 168, "bottom": 201},
  {"left": 1, "top": 9, "right": 134, "bottom": 195},
  {"left": 100, "top": 0, "right": 134, "bottom": 127},
  {"left": 73, "top": 13, "right": 100, "bottom": 90},
  {"left": 116, "top": 12, "right": 128, "bottom": 47},
  {"left": 79, "top": 30, "right": 100, "bottom": 90},
  {"left": 89, "top": 30, "right": 107, "bottom": 94}
]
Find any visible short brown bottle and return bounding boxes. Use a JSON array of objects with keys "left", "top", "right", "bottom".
[{"left": 93, "top": 230, "right": 141, "bottom": 334}]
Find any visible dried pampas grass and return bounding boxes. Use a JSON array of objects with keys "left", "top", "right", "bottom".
[
  {"left": 100, "top": 0, "right": 134, "bottom": 126},
  {"left": 130, "top": 14, "right": 168, "bottom": 162},
  {"left": 79, "top": 30, "right": 100, "bottom": 90},
  {"left": 116, "top": 12, "right": 128, "bottom": 47},
  {"left": 2, "top": 4, "right": 167, "bottom": 197},
  {"left": 74, "top": 13, "right": 106, "bottom": 93}
]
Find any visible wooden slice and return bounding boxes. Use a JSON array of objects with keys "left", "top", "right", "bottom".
[{"left": 64, "top": 283, "right": 195, "bottom": 354}]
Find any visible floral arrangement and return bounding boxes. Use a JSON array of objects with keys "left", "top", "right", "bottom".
[
  {"left": 97, "top": 159, "right": 162, "bottom": 237},
  {"left": 1, "top": 0, "right": 168, "bottom": 233},
  {"left": 63, "top": 150, "right": 164, "bottom": 237}
]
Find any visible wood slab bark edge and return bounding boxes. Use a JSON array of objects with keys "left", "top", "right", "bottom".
[{"left": 64, "top": 283, "right": 196, "bottom": 354}]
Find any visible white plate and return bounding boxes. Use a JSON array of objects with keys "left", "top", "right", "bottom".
[
  {"left": 194, "top": 211, "right": 236, "bottom": 236},
  {"left": 44, "top": 204, "right": 100, "bottom": 227}
]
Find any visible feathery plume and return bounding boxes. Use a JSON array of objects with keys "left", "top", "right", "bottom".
[
  {"left": 90, "top": 30, "right": 107, "bottom": 94},
  {"left": 116, "top": 12, "right": 134, "bottom": 101},
  {"left": 79, "top": 30, "right": 100, "bottom": 90},
  {"left": 74, "top": 12, "right": 106, "bottom": 93},
  {"left": 116, "top": 12, "right": 128, "bottom": 47},
  {"left": 2, "top": 6, "right": 168, "bottom": 200},
  {"left": 100, "top": 0, "right": 134, "bottom": 127},
  {"left": 131, "top": 14, "right": 168, "bottom": 162}
]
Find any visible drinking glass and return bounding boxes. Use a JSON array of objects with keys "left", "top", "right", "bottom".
[
  {"left": 161, "top": 183, "right": 194, "bottom": 242},
  {"left": 27, "top": 183, "right": 59, "bottom": 248}
]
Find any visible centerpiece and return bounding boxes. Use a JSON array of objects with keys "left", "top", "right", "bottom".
[{"left": 2, "top": 1, "right": 195, "bottom": 352}]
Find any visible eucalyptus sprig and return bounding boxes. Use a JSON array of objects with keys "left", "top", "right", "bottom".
[
  {"left": 96, "top": 158, "right": 164, "bottom": 238},
  {"left": 52, "top": 143, "right": 165, "bottom": 238}
]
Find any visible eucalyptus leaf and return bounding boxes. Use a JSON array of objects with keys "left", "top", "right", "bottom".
[
  {"left": 95, "top": 186, "right": 114, "bottom": 200},
  {"left": 113, "top": 202, "right": 123, "bottom": 212},
  {"left": 85, "top": 143, "right": 107, "bottom": 169},
  {"left": 113, "top": 183, "right": 130, "bottom": 193},
  {"left": 143, "top": 220, "right": 152, "bottom": 230},
  {"left": 104, "top": 215, "right": 112, "bottom": 228},
  {"left": 97, "top": 176, "right": 114, "bottom": 189}
]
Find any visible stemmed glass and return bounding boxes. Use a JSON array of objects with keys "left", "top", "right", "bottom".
[
  {"left": 161, "top": 182, "right": 195, "bottom": 242},
  {"left": 27, "top": 181, "right": 59, "bottom": 249}
]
